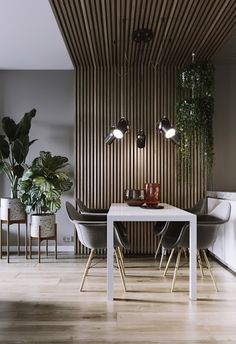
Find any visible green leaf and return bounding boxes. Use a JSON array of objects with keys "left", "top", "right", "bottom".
[
  {"left": 14, "top": 108, "right": 36, "bottom": 139},
  {"left": 12, "top": 135, "right": 30, "bottom": 164},
  {"left": 0, "top": 161, "right": 5, "bottom": 173},
  {"left": 0, "top": 135, "right": 10, "bottom": 158},
  {"left": 18, "top": 151, "right": 72, "bottom": 214},
  {"left": 38, "top": 151, "right": 69, "bottom": 171},
  {"left": 12, "top": 165, "right": 24, "bottom": 178},
  {"left": 2, "top": 117, "right": 17, "bottom": 142},
  {"left": 29, "top": 139, "right": 37, "bottom": 146}
]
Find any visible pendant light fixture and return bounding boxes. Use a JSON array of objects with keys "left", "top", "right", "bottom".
[
  {"left": 158, "top": 117, "right": 179, "bottom": 144},
  {"left": 104, "top": 117, "right": 129, "bottom": 145},
  {"left": 132, "top": 28, "right": 154, "bottom": 149}
]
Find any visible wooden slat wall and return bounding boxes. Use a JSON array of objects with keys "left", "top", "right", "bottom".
[
  {"left": 50, "top": 0, "right": 236, "bottom": 254},
  {"left": 50, "top": 0, "right": 236, "bottom": 68},
  {"left": 76, "top": 65, "right": 205, "bottom": 254}
]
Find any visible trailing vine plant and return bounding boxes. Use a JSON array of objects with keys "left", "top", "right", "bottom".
[{"left": 176, "top": 57, "right": 215, "bottom": 181}]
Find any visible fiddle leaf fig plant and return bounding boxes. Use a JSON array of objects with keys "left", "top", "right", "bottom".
[
  {"left": 0, "top": 109, "right": 37, "bottom": 198},
  {"left": 19, "top": 151, "right": 73, "bottom": 214}
]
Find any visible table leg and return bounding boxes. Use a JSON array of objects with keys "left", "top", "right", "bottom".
[
  {"left": 0, "top": 220, "right": 2, "bottom": 259},
  {"left": 189, "top": 216, "right": 197, "bottom": 300},
  {"left": 107, "top": 218, "right": 114, "bottom": 301}
]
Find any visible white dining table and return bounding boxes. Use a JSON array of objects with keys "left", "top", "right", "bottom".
[{"left": 107, "top": 203, "right": 197, "bottom": 301}]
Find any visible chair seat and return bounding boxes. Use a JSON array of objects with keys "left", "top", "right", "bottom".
[{"left": 197, "top": 214, "right": 226, "bottom": 224}]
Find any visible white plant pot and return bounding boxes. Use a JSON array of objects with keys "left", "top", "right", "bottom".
[
  {"left": 0, "top": 197, "right": 25, "bottom": 221},
  {"left": 31, "top": 214, "right": 55, "bottom": 238}
]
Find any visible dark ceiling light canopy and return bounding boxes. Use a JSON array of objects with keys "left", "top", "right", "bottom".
[
  {"left": 104, "top": 117, "right": 129, "bottom": 145},
  {"left": 158, "top": 117, "right": 179, "bottom": 144},
  {"left": 132, "top": 28, "right": 154, "bottom": 43},
  {"left": 137, "top": 130, "right": 145, "bottom": 149}
]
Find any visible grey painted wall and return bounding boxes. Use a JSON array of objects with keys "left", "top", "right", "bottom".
[
  {"left": 211, "top": 64, "right": 236, "bottom": 191},
  {"left": 0, "top": 70, "right": 75, "bottom": 247}
]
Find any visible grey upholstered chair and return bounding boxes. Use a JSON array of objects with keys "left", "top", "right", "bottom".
[
  {"left": 161, "top": 201, "right": 231, "bottom": 292},
  {"left": 154, "top": 198, "right": 207, "bottom": 265},
  {"left": 66, "top": 201, "right": 129, "bottom": 291},
  {"left": 153, "top": 221, "right": 169, "bottom": 264},
  {"left": 76, "top": 198, "right": 129, "bottom": 267}
]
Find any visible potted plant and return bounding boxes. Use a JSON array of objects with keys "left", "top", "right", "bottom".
[
  {"left": 0, "top": 109, "right": 36, "bottom": 220},
  {"left": 19, "top": 151, "right": 73, "bottom": 238}
]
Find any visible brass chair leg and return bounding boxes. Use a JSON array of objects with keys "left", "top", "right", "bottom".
[
  {"left": 159, "top": 247, "right": 166, "bottom": 269},
  {"left": 115, "top": 248, "right": 126, "bottom": 292},
  {"left": 80, "top": 249, "right": 95, "bottom": 292},
  {"left": 163, "top": 248, "right": 175, "bottom": 276},
  {"left": 197, "top": 250, "right": 204, "bottom": 278},
  {"left": 154, "top": 234, "right": 164, "bottom": 259},
  {"left": 117, "top": 246, "right": 126, "bottom": 276},
  {"left": 171, "top": 248, "right": 182, "bottom": 292},
  {"left": 202, "top": 249, "right": 218, "bottom": 292}
]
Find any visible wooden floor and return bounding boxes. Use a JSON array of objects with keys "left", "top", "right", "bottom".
[{"left": 0, "top": 252, "right": 236, "bottom": 344}]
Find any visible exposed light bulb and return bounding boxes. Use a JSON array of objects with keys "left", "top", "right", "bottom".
[
  {"left": 165, "top": 128, "right": 176, "bottom": 138},
  {"left": 113, "top": 128, "right": 123, "bottom": 139}
]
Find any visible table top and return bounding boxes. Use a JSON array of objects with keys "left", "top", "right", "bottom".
[{"left": 107, "top": 203, "right": 195, "bottom": 222}]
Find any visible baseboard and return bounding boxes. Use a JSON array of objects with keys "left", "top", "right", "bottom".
[
  {"left": 1, "top": 245, "right": 74, "bottom": 253},
  {"left": 208, "top": 251, "right": 236, "bottom": 277}
]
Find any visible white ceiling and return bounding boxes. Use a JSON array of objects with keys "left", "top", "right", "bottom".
[{"left": 0, "top": 0, "right": 73, "bottom": 70}]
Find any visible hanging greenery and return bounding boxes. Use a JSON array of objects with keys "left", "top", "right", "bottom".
[{"left": 176, "top": 60, "right": 215, "bottom": 179}]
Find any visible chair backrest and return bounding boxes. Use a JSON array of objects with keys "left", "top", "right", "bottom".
[
  {"left": 76, "top": 199, "right": 88, "bottom": 213},
  {"left": 74, "top": 221, "right": 108, "bottom": 249},
  {"left": 66, "top": 201, "right": 128, "bottom": 250},
  {"left": 187, "top": 198, "right": 207, "bottom": 214},
  {"left": 66, "top": 201, "right": 82, "bottom": 221},
  {"left": 76, "top": 198, "right": 109, "bottom": 215},
  {"left": 66, "top": 201, "right": 107, "bottom": 249},
  {"left": 178, "top": 201, "right": 231, "bottom": 249},
  {"left": 153, "top": 221, "right": 169, "bottom": 236},
  {"left": 208, "top": 201, "right": 231, "bottom": 222}
]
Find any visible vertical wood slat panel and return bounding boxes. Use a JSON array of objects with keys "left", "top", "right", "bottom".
[
  {"left": 48, "top": 0, "right": 233, "bottom": 254},
  {"left": 76, "top": 65, "right": 206, "bottom": 254}
]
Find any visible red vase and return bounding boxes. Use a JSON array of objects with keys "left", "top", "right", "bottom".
[{"left": 144, "top": 183, "right": 160, "bottom": 205}]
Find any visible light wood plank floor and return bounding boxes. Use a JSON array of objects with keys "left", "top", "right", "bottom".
[{"left": 0, "top": 253, "right": 236, "bottom": 343}]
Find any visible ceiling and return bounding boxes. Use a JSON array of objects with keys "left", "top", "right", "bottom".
[
  {"left": 0, "top": 0, "right": 235, "bottom": 70},
  {"left": 0, "top": 0, "right": 73, "bottom": 69},
  {"left": 50, "top": 0, "right": 236, "bottom": 68}
]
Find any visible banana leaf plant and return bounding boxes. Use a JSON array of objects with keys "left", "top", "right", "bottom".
[
  {"left": 19, "top": 151, "right": 73, "bottom": 214},
  {"left": 0, "top": 109, "right": 37, "bottom": 198}
]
